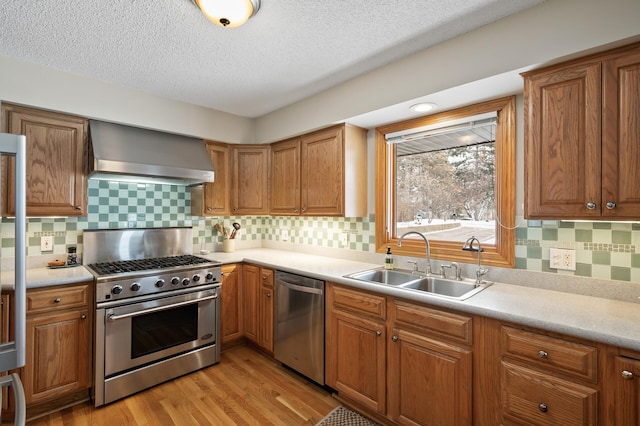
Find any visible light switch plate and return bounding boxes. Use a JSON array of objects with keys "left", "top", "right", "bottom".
[
  {"left": 41, "top": 235, "right": 53, "bottom": 252},
  {"left": 280, "top": 229, "right": 289, "bottom": 241},
  {"left": 549, "top": 248, "right": 576, "bottom": 271},
  {"left": 339, "top": 232, "right": 349, "bottom": 247}
]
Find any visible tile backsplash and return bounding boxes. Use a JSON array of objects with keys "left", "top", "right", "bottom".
[{"left": 1, "top": 179, "right": 639, "bottom": 283}]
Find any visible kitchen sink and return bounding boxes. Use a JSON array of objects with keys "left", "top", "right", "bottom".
[
  {"left": 345, "top": 268, "right": 491, "bottom": 300},
  {"left": 346, "top": 268, "right": 422, "bottom": 285},
  {"left": 399, "top": 276, "right": 491, "bottom": 300}
]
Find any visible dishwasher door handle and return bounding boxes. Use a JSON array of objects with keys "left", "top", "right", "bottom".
[{"left": 278, "top": 280, "right": 323, "bottom": 295}]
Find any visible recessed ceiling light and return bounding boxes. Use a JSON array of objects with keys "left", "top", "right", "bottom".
[{"left": 409, "top": 102, "right": 437, "bottom": 113}]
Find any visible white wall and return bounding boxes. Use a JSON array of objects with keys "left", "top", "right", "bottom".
[
  {"left": 255, "top": 0, "right": 640, "bottom": 143},
  {"left": 0, "top": 55, "right": 254, "bottom": 143}
]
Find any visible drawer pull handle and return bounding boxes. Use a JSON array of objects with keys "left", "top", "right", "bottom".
[
  {"left": 538, "top": 350, "right": 548, "bottom": 359},
  {"left": 376, "top": 331, "right": 382, "bottom": 336},
  {"left": 622, "top": 370, "right": 634, "bottom": 380},
  {"left": 391, "top": 335, "right": 398, "bottom": 342},
  {"left": 538, "top": 403, "right": 548, "bottom": 413},
  {"left": 54, "top": 298, "right": 61, "bottom": 303}
]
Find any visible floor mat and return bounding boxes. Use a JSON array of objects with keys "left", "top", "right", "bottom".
[{"left": 316, "top": 406, "right": 381, "bottom": 426}]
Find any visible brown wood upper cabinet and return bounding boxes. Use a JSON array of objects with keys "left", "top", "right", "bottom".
[
  {"left": 1, "top": 103, "right": 87, "bottom": 217},
  {"left": 523, "top": 42, "right": 640, "bottom": 219},
  {"left": 191, "top": 141, "right": 231, "bottom": 216},
  {"left": 270, "top": 123, "right": 367, "bottom": 217},
  {"left": 231, "top": 145, "right": 270, "bottom": 215}
]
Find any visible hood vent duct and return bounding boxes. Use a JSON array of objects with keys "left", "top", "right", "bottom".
[{"left": 88, "top": 120, "right": 215, "bottom": 186}]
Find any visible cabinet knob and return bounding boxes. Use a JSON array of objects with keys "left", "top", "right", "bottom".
[
  {"left": 622, "top": 370, "right": 634, "bottom": 380},
  {"left": 376, "top": 331, "right": 382, "bottom": 336},
  {"left": 538, "top": 403, "right": 548, "bottom": 413},
  {"left": 54, "top": 298, "right": 61, "bottom": 303},
  {"left": 391, "top": 335, "right": 398, "bottom": 342},
  {"left": 75, "top": 205, "right": 82, "bottom": 210},
  {"left": 586, "top": 202, "right": 597, "bottom": 210},
  {"left": 233, "top": 207, "right": 238, "bottom": 211},
  {"left": 538, "top": 350, "right": 548, "bottom": 359},
  {"left": 606, "top": 201, "right": 617, "bottom": 210},
  {"left": 207, "top": 207, "right": 212, "bottom": 212},
  {"left": 262, "top": 275, "right": 267, "bottom": 280},
  {"left": 81, "top": 314, "right": 86, "bottom": 319},
  {"left": 266, "top": 293, "right": 271, "bottom": 298},
  {"left": 293, "top": 208, "right": 298, "bottom": 212},
  {"left": 301, "top": 207, "right": 306, "bottom": 212}
]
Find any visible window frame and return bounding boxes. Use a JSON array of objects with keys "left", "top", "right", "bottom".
[{"left": 374, "top": 96, "right": 516, "bottom": 268}]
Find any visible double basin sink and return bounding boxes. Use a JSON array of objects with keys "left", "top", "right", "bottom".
[{"left": 345, "top": 268, "right": 491, "bottom": 301}]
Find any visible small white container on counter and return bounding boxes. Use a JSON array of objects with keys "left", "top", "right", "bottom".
[{"left": 222, "top": 239, "right": 235, "bottom": 253}]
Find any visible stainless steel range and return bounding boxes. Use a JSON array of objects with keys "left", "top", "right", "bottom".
[{"left": 84, "top": 227, "right": 222, "bottom": 407}]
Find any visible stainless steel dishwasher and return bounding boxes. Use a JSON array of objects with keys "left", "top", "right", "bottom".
[{"left": 274, "top": 271, "right": 325, "bottom": 385}]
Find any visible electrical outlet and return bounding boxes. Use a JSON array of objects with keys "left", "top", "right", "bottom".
[
  {"left": 339, "top": 232, "right": 349, "bottom": 247},
  {"left": 41, "top": 236, "right": 53, "bottom": 252},
  {"left": 549, "top": 248, "right": 576, "bottom": 271},
  {"left": 281, "top": 229, "right": 289, "bottom": 241}
]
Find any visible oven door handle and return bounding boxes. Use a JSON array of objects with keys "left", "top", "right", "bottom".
[{"left": 107, "top": 294, "right": 218, "bottom": 321}]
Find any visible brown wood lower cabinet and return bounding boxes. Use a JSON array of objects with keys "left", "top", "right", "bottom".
[
  {"left": 2, "top": 282, "right": 92, "bottom": 422},
  {"left": 326, "top": 283, "right": 472, "bottom": 425},
  {"left": 220, "top": 263, "right": 243, "bottom": 349},
  {"left": 242, "top": 264, "right": 274, "bottom": 352}
]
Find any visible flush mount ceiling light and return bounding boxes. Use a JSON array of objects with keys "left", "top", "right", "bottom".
[
  {"left": 409, "top": 102, "right": 437, "bottom": 113},
  {"left": 193, "top": 0, "right": 261, "bottom": 28}
]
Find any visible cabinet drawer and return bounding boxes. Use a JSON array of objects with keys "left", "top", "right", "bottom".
[
  {"left": 501, "top": 326, "right": 597, "bottom": 382},
  {"left": 332, "top": 286, "right": 385, "bottom": 320},
  {"left": 26, "top": 284, "right": 90, "bottom": 314},
  {"left": 501, "top": 361, "right": 597, "bottom": 426},
  {"left": 260, "top": 268, "right": 274, "bottom": 288},
  {"left": 392, "top": 300, "right": 472, "bottom": 345}
]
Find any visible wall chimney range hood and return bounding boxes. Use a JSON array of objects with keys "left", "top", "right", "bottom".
[{"left": 88, "top": 120, "right": 215, "bottom": 186}]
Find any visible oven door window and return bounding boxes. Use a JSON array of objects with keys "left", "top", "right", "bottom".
[{"left": 131, "top": 303, "right": 198, "bottom": 358}]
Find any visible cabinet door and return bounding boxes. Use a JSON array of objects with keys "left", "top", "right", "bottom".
[
  {"left": 220, "top": 264, "right": 243, "bottom": 348},
  {"left": 388, "top": 327, "right": 472, "bottom": 426},
  {"left": 2, "top": 104, "right": 87, "bottom": 216},
  {"left": 328, "top": 310, "right": 386, "bottom": 413},
  {"left": 23, "top": 309, "right": 91, "bottom": 405},
  {"left": 231, "top": 146, "right": 269, "bottom": 215},
  {"left": 611, "top": 356, "right": 640, "bottom": 425},
  {"left": 242, "top": 264, "right": 259, "bottom": 343},
  {"left": 191, "top": 142, "right": 230, "bottom": 216},
  {"left": 524, "top": 62, "right": 602, "bottom": 219},
  {"left": 301, "top": 126, "right": 344, "bottom": 216},
  {"left": 259, "top": 286, "right": 273, "bottom": 352},
  {"left": 270, "top": 138, "right": 300, "bottom": 215},
  {"left": 602, "top": 48, "right": 640, "bottom": 218}
]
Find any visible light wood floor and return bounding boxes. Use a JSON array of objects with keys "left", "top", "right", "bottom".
[{"left": 27, "top": 345, "right": 339, "bottom": 425}]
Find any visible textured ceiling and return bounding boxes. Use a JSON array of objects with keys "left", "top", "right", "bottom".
[{"left": 0, "top": 0, "right": 543, "bottom": 118}]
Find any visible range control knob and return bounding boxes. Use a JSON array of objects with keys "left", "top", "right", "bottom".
[
  {"left": 130, "top": 282, "right": 141, "bottom": 292},
  {"left": 171, "top": 277, "right": 180, "bottom": 286},
  {"left": 205, "top": 272, "right": 214, "bottom": 281},
  {"left": 192, "top": 274, "right": 201, "bottom": 282},
  {"left": 112, "top": 285, "right": 123, "bottom": 295},
  {"left": 182, "top": 278, "right": 190, "bottom": 286},
  {"left": 155, "top": 279, "right": 165, "bottom": 288}
]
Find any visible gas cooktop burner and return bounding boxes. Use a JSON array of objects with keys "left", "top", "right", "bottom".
[{"left": 88, "top": 254, "right": 214, "bottom": 276}]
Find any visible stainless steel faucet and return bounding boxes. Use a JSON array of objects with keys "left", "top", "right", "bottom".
[
  {"left": 441, "top": 262, "right": 461, "bottom": 280},
  {"left": 397, "top": 231, "right": 432, "bottom": 275},
  {"left": 463, "top": 236, "right": 488, "bottom": 284}
]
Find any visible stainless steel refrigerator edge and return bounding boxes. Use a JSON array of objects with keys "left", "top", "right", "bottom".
[
  {"left": 0, "top": 132, "right": 27, "bottom": 425},
  {"left": 273, "top": 271, "right": 325, "bottom": 385}
]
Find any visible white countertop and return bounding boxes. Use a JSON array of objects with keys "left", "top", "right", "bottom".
[{"left": 6, "top": 248, "right": 640, "bottom": 352}]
